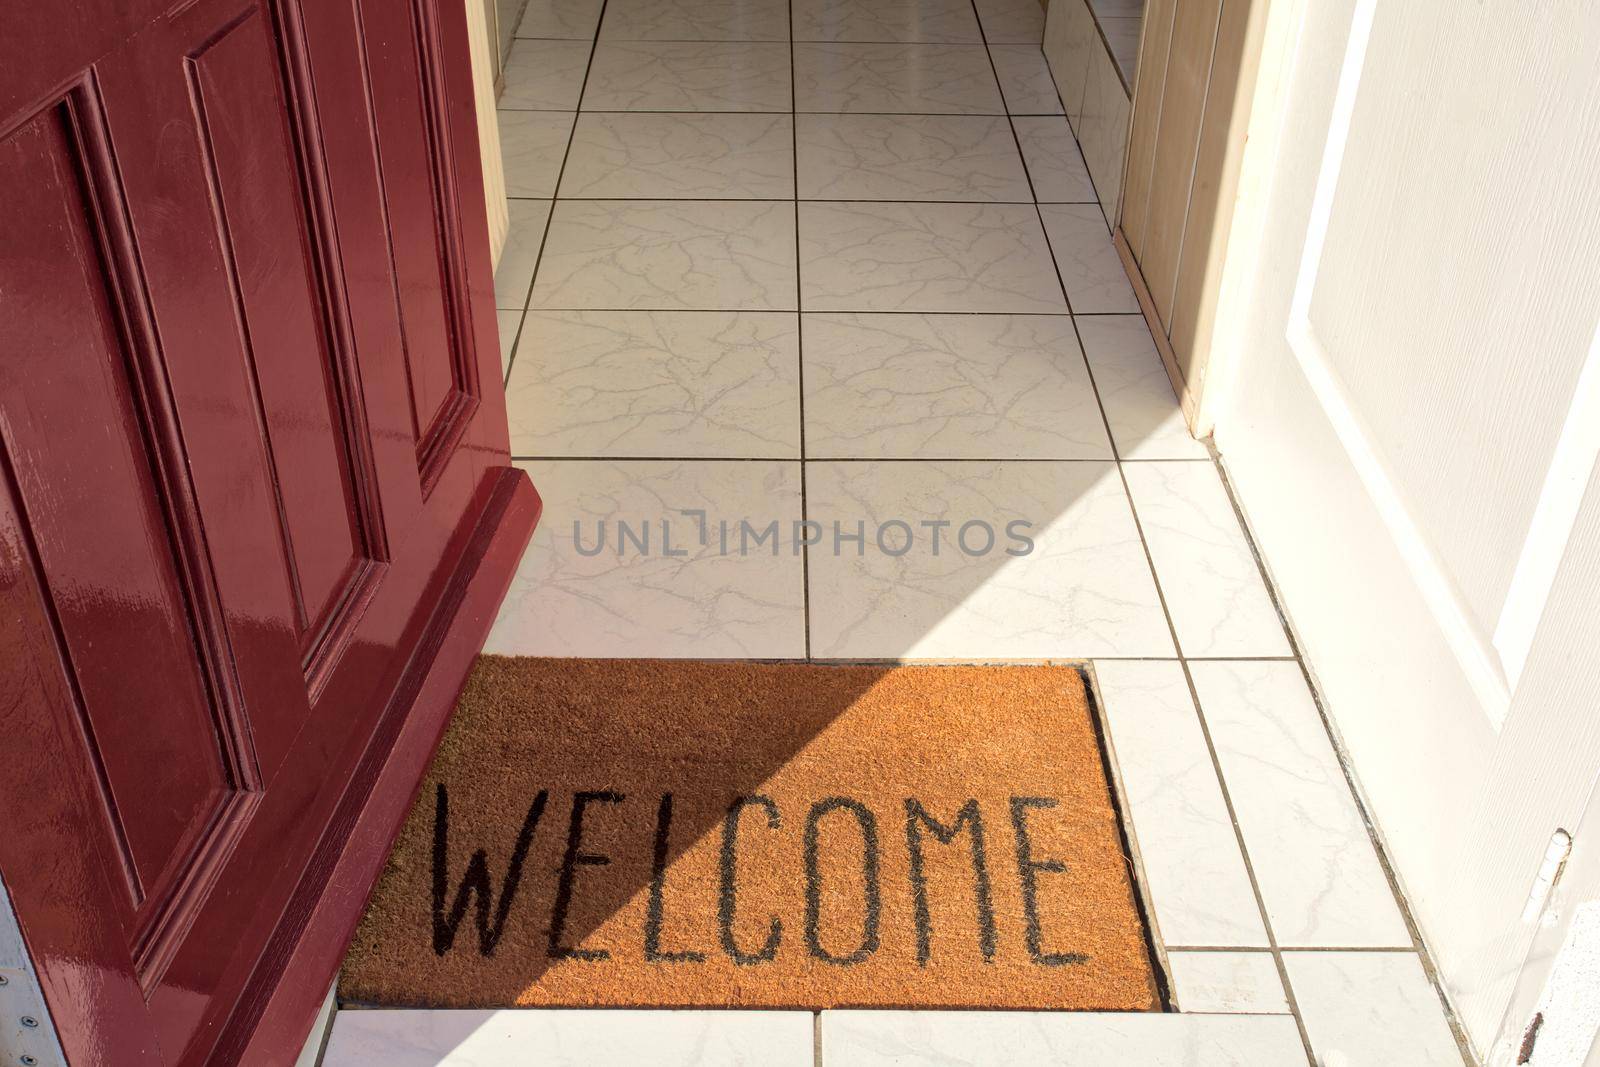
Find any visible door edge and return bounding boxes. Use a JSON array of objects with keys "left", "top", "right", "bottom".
[{"left": 212, "top": 465, "right": 540, "bottom": 1066}]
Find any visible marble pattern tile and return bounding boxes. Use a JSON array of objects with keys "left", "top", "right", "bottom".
[
  {"left": 1077, "top": 41, "right": 1132, "bottom": 220},
  {"left": 1101, "top": 15, "right": 1143, "bottom": 81},
  {"left": 600, "top": 0, "right": 790, "bottom": 41},
  {"left": 497, "top": 110, "right": 574, "bottom": 199},
  {"left": 493, "top": 199, "right": 552, "bottom": 310},
  {"left": 561, "top": 113, "right": 794, "bottom": 199},
  {"left": 791, "top": 0, "right": 982, "bottom": 43},
  {"left": 821, "top": 1010, "right": 1309, "bottom": 1065},
  {"left": 1285, "top": 953, "right": 1464, "bottom": 1065},
  {"left": 796, "top": 114, "right": 1030, "bottom": 202},
  {"left": 584, "top": 41, "right": 792, "bottom": 111},
  {"left": 516, "top": 0, "right": 604, "bottom": 39},
  {"left": 1039, "top": 202, "right": 1139, "bottom": 312},
  {"left": 799, "top": 201, "right": 1067, "bottom": 313},
  {"left": 328, "top": 0, "right": 1458, "bottom": 1052},
  {"left": 530, "top": 200, "right": 798, "bottom": 310},
  {"left": 990, "top": 43, "right": 1066, "bottom": 114},
  {"left": 974, "top": 0, "right": 1046, "bottom": 44},
  {"left": 1094, "top": 660, "right": 1270, "bottom": 948},
  {"left": 506, "top": 311, "right": 800, "bottom": 457},
  {"left": 793, "top": 43, "right": 1005, "bottom": 114},
  {"left": 1042, "top": 0, "right": 1097, "bottom": 125},
  {"left": 495, "top": 309, "right": 520, "bottom": 378},
  {"left": 802, "top": 313, "right": 1110, "bottom": 458},
  {"left": 1191, "top": 662, "right": 1414, "bottom": 948},
  {"left": 323, "top": 1009, "right": 815, "bottom": 1067},
  {"left": 806, "top": 460, "right": 1174, "bottom": 658},
  {"left": 1012, "top": 115, "right": 1096, "bottom": 202},
  {"left": 1169, "top": 951, "right": 1291, "bottom": 1014},
  {"left": 1075, "top": 314, "right": 1209, "bottom": 459},
  {"left": 486, "top": 460, "right": 806, "bottom": 656},
  {"left": 500, "top": 39, "right": 592, "bottom": 110},
  {"left": 1089, "top": 0, "right": 1146, "bottom": 16},
  {"left": 1121, "top": 462, "right": 1292, "bottom": 657}
]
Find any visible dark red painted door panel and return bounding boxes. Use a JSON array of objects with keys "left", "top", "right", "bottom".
[
  {"left": 0, "top": 0, "right": 529, "bottom": 1062},
  {"left": 0, "top": 103, "right": 242, "bottom": 949},
  {"left": 360, "top": 0, "right": 480, "bottom": 461},
  {"left": 191, "top": 10, "right": 372, "bottom": 647}
]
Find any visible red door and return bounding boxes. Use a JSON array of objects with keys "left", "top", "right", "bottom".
[{"left": 0, "top": 0, "right": 538, "bottom": 1062}]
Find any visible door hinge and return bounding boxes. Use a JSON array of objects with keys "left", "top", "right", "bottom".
[{"left": 1523, "top": 830, "right": 1573, "bottom": 924}]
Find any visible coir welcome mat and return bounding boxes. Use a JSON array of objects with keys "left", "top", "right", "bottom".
[{"left": 340, "top": 658, "right": 1161, "bottom": 1011}]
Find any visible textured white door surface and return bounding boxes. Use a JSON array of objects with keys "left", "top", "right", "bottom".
[{"left": 1211, "top": 0, "right": 1600, "bottom": 1056}]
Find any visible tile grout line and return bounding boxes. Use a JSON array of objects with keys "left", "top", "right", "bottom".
[
  {"left": 1119, "top": 471, "right": 1320, "bottom": 1063},
  {"left": 1170, "top": 944, "right": 1450, "bottom": 954},
  {"left": 494, "top": 16, "right": 1364, "bottom": 1059},
  {"left": 500, "top": 0, "right": 615, "bottom": 388},
  {"left": 1084, "top": 654, "right": 1300, "bottom": 662},
  {"left": 789, "top": 0, "right": 813, "bottom": 665},
  {"left": 1007, "top": 16, "right": 1322, "bottom": 1056},
  {"left": 1208, "top": 451, "right": 1479, "bottom": 1064},
  {"left": 501, "top": 107, "right": 1070, "bottom": 116},
  {"left": 523, "top": 36, "right": 1049, "bottom": 45},
  {"left": 507, "top": 195, "right": 1100, "bottom": 204},
  {"left": 967, "top": 0, "right": 1307, "bottom": 1043},
  {"left": 508, "top": 455, "right": 1208, "bottom": 463},
  {"left": 1037, "top": 26, "right": 1113, "bottom": 232},
  {"left": 500, "top": 307, "right": 1148, "bottom": 317},
  {"left": 1021, "top": 22, "right": 1328, "bottom": 1052}
]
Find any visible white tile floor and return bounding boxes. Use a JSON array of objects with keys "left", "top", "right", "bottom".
[{"left": 320, "top": 0, "right": 1471, "bottom": 1062}]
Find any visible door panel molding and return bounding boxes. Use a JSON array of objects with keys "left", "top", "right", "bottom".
[
  {"left": 1284, "top": 0, "right": 1515, "bottom": 728},
  {"left": 1493, "top": 325, "right": 1600, "bottom": 690},
  {"left": 0, "top": 82, "right": 265, "bottom": 996},
  {"left": 352, "top": 0, "right": 484, "bottom": 492},
  {"left": 1287, "top": 0, "right": 1600, "bottom": 729},
  {"left": 186, "top": 8, "right": 370, "bottom": 639},
  {"left": 0, "top": 454, "right": 162, "bottom": 1065},
  {"left": 270, "top": 0, "right": 394, "bottom": 564},
  {"left": 405, "top": 0, "right": 485, "bottom": 447},
  {"left": 183, "top": 0, "right": 392, "bottom": 698},
  {"left": 62, "top": 88, "right": 266, "bottom": 994}
]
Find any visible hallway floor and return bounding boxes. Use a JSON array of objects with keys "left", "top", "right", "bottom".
[{"left": 320, "top": 0, "right": 1468, "bottom": 1062}]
